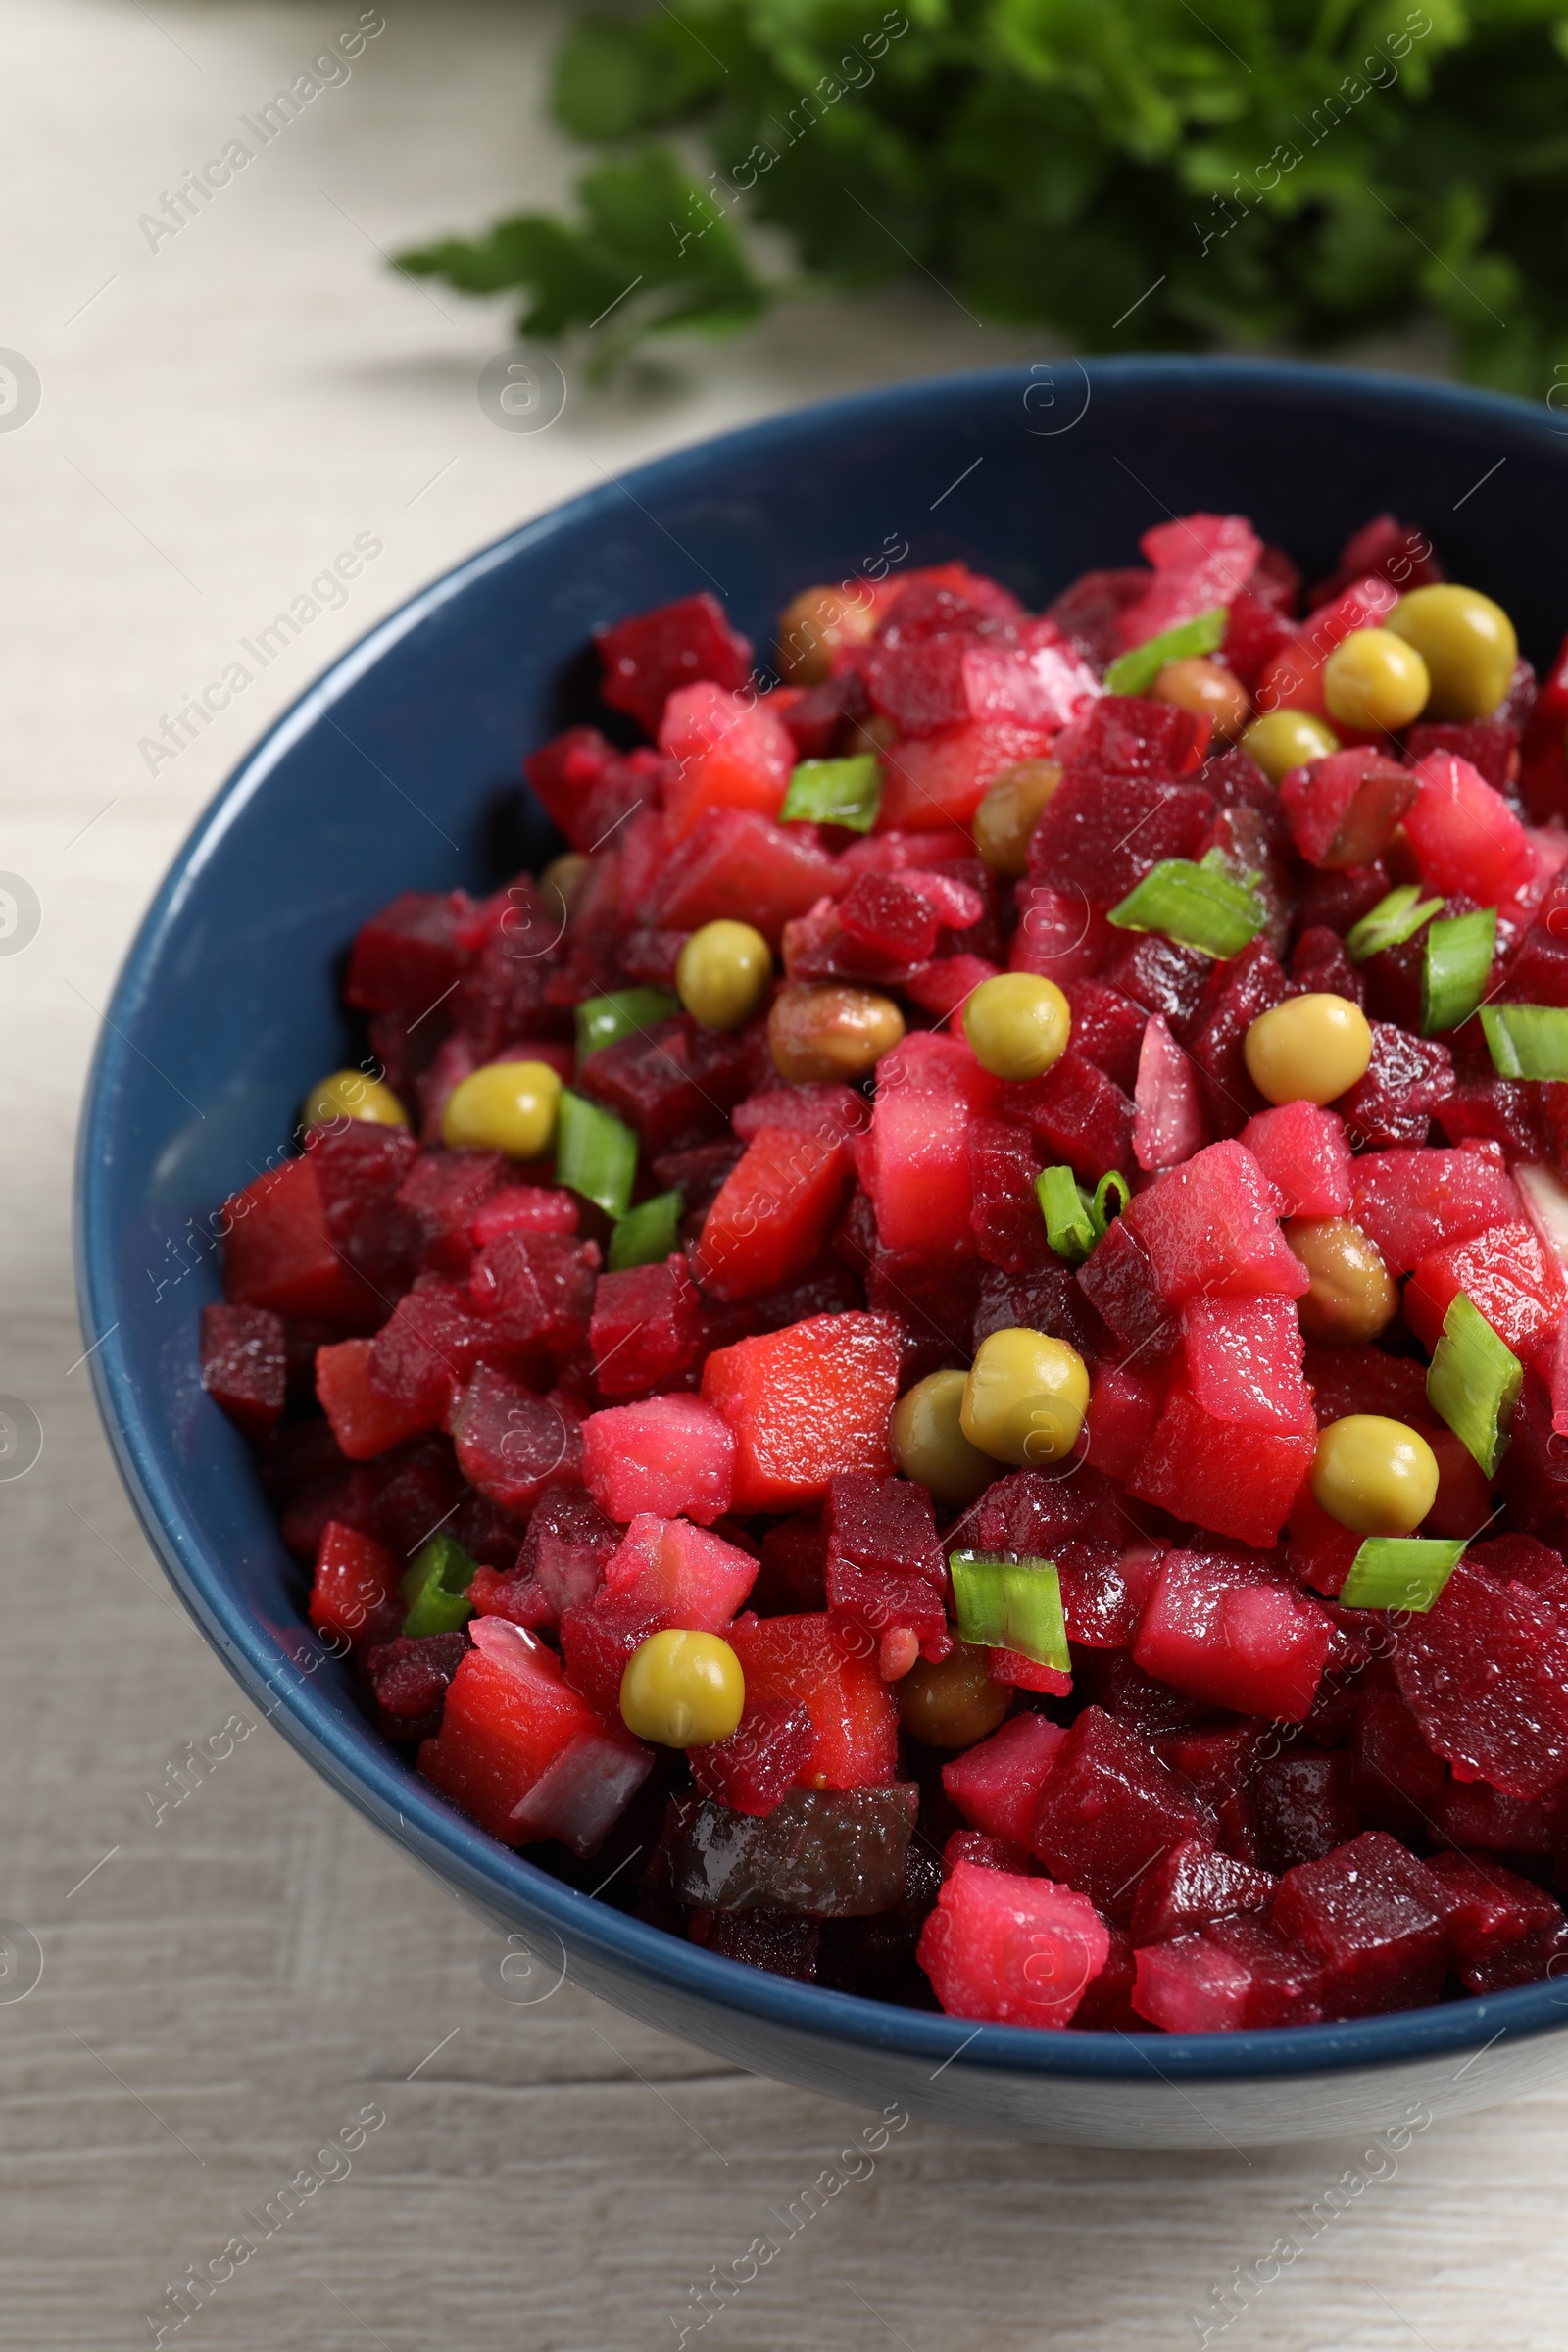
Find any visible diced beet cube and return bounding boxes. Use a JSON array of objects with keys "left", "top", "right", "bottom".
[
  {"left": 1065, "top": 981, "right": 1148, "bottom": 1094},
  {"left": 589, "top": 1252, "right": 702, "bottom": 1397},
  {"left": 975, "top": 1261, "right": 1110, "bottom": 1366},
  {"left": 1132, "top": 1913, "right": 1324, "bottom": 2030},
  {"left": 917, "top": 1861, "right": 1110, "bottom": 2026},
  {"left": 1049, "top": 566, "right": 1149, "bottom": 665},
  {"left": 1200, "top": 743, "right": 1278, "bottom": 813},
  {"left": 1437, "top": 1073, "right": 1549, "bottom": 1161},
  {"left": 1240, "top": 1102, "right": 1352, "bottom": 1218},
  {"left": 1009, "top": 888, "right": 1114, "bottom": 986},
  {"left": 1027, "top": 769, "right": 1215, "bottom": 907},
  {"left": 658, "top": 681, "right": 797, "bottom": 837},
  {"left": 1132, "top": 1011, "right": 1211, "bottom": 1175},
  {"left": 1056, "top": 1541, "right": 1164, "bottom": 1649},
  {"left": 469, "top": 1229, "right": 600, "bottom": 1363},
  {"left": 366, "top": 1630, "right": 469, "bottom": 1743},
  {"left": 222, "top": 1153, "right": 371, "bottom": 1321},
  {"left": 524, "top": 726, "right": 668, "bottom": 855},
  {"left": 1270, "top": 1831, "right": 1448, "bottom": 2020},
  {"left": 308, "top": 1121, "right": 421, "bottom": 1295},
  {"left": 752, "top": 1512, "right": 827, "bottom": 1614},
  {"left": 317, "top": 1336, "right": 435, "bottom": 1461},
  {"left": 675, "top": 1785, "right": 918, "bottom": 1916},
  {"left": 599, "top": 1510, "right": 757, "bottom": 1630},
  {"left": 691, "top": 1908, "right": 822, "bottom": 1981},
  {"left": 559, "top": 1589, "right": 671, "bottom": 1715},
  {"left": 345, "top": 890, "right": 474, "bottom": 1018},
  {"left": 960, "top": 1459, "right": 1126, "bottom": 1553},
  {"left": 1423, "top": 1850, "right": 1565, "bottom": 1992},
  {"left": 1134, "top": 1550, "right": 1332, "bottom": 1722},
  {"left": 582, "top": 1396, "right": 735, "bottom": 1527},
  {"left": 418, "top": 1635, "right": 600, "bottom": 1844},
  {"left": 1029, "top": 1706, "right": 1210, "bottom": 1924},
  {"left": 944, "top": 1829, "right": 1037, "bottom": 1877},
  {"left": 578, "top": 1013, "right": 755, "bottom": 1152},
  {"left": 1055, "top": 690, "right": 1214, "bottom": 777},
  {"left": 1001, "top": 1051, "right": 1137, "bottom": 1186},
  {"left": 1498, "top": 1370, "right": 1568, "bottom": 1534},
  {"left": 366, "top": 1279, "right": 494, "bottom": 1427},
  {"left": 396, "top": 1149, "right": 506, "bottom": 1276},
  {"left": 732, "top": 1084, "right": 869, "bottom": 1146},
  {"left": 702, "top": 1310, "right": 900, "bottom": 1512},
  {"left": 1433, "top": 1775, "right": 1553, "bottom": 1854},
  {"left": 1128, "top": 1837, "right": 1274, "bottom": 1944},
  {"left": 1083, "top": 1361, "right": 1167, "bottom": 1485},
  {"left": 514, "top": 1485, "right": 619, "bottom": 1618},
  {"left": 1153, "top": 1725, "right": 1261, "bottom": 1858},
  {"left": 781, "top": 668, "right": 871, "bottom": 759},
  {"left": 968, "top": 1118, "right": 1047, "bottom": 1273},
  {"left": 1405, "top": 752, "right": 1534, "bottom": 903},
  {"left": 1348, "top": 1145, "right": 1521, "bottom": 1277},
  {"left": 1500, "top": 906, "right": 1568, "bottom": 1007},
  {"left": 1301, "top": 1341, "right": 1429, "bottom": 1426},
  {"left": 824, "top": 1472, "right": 948, "bottom": 1650},
  {"left": 596, "top": 592, "right": 754, "bottom": 737},
  {"left": 942, "top": 1713, "right": 1068, "bottom": 1847},
  {"left": 696, "top": 1129, "right": 850, "bottom": 1301},
  {"left": 1179, "top": 1292, "right": 1312, "bottom": 1433},
  {"left": 1104, "top": 932, "right": 1212, "bottom": 1030},
  {"left": 1132, "top": 1367, "right": 1316, "bottom": 1550},
  {"left": 1351, "top": 1688, "right": 1449, "bottom": 1837},
  {"left": 452, "top": 1364, "right": 584, "bottom": 1512},
  {"left": 728, "top": 1612, "right": 898, "bottom": 1789},
  {"left": 1184, "top": 941, "right": 1292, "bottom": 1135},
  {"left": 307, "top": 1519, "right": 403, "bottom": 1653},
  {"left": 200, "top": 1302, "right": 286, "bottom": 1438},
  {"left": 1279, "top": 750, "right": 1418, "bottom": 869},
  {"left": 650, "top": 808, "right": 847, "bottom": 943},
  {"left": 1250, "top": 1752, "right": 1359, "bottom": 1874},
  {"left": 1076, "top": 1217, "right": 1177, "bottom": 1358},
  {"left": 838, "top": 869, "right": 943, "bottom": 961},
  {"left": 1392, "top": 1557, "right": 1568, "bottom": 1798},
  {"left": 1291, "top": 923, "right": 1364, "bottom": 1006},
  {"left": 1122, "top": 1140, "right": 1307, "bottom": 1308},
  {"left": 1405, "top": 1218, "right": 1567, "bottom": 1355},
  {"left": 1068, "top": 1927, "right": 1142, "bottom": 2029},
  {"left": 1406, "top": 719, "right": 1518, "bottom": 792},
  {"left": 689, "top": 1698, "right": 817, "bottom": 1817},
  {"left": 879, "top": 721, "right": 1058, "bottom": 832}
]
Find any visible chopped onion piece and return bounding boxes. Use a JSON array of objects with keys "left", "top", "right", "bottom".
[
  {"left": 1037, "top": 1164, "right": 1098, "bottom": 1264},
  {"left": 1426, "top": 1289, "right": 1523, "bottom": 1478},
  {"left": 1338, "top": 1537, "right": 1467, "bottom": 1614},
  {"left": 780, "top": 754, "right": 884, "bottom": 831},
  {"left": 1107, "top": 858, "right": 1266, "bottom": 960},
  {"left": 1480, "top": 1003, "right": 1568, "bottom": 1081},
  {"left": 509, "top": 1726, "right": 654, "bottom": 1855},
  {"left": 1103, "top": 606, "right": 1227, "bottom": 697},
  {"left": 1346, "top": 883, "right": 1445, "bottom": 963},
  {"left": 949, "top": 1552, "right": 1070, "bottom": 1672},
  {"left": 576, "top": 987, "right": 680, "bottom": 1058},
  {"left": 1420, "top": 906, "right": 1495, "bottom": 1036},
  {"left": 609, "top": 1189, "right": 683, "bottom": 1270},
  {"left": 557, "top": 1089, "right": 639, "bottom": 1220}
]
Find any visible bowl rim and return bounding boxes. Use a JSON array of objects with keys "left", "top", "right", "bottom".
[{"left": 75, "top": 354, "right": 1568, "bottom": 2089}]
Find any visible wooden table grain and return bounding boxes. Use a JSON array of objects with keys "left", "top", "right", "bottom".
[{"left": 3, "top": 4, "right": 1555, "bottom": 2345}]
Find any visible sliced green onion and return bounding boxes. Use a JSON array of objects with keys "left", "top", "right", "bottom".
[
  {"left": 556, "top": 1089, "right": 639, "bottom": 1220},
  {"left": 779, "top": 754, "right": 883, "bottom": 832},
  {"left": 1338, "top": 1537, "right": 1467, "bottom": 1614},
  {"left": 1426, "top": 1289, "right": 1523, "bottom": 1478},
  {"left": 1346, "top": 884, "right": 1446, "bottom": 963},
  {"left": 950, "top": 1552, "right": 1070, "bottom": 1671},
  {"left": 575, "top": 987, "right": 680, "bottom": 1059},
  {"left": 609, "top": 1189, "right": 683, "bottom": 1270},
  {"left": 1094, "top": 1170, "right": 1131, "bottom": 1229},
  {"left": 1038, "top": 1164, "right": 1098, "bottom": 1265},
  {"left": 1107, "top": 858, "right": 1266, "bottom": 960},
  {"left": 1103, "top": 606, "right": 1228, "bottom": 698},
  {"left": 401, "top": 1531, "right": 478, "bottom": 1639},
  {"left": 1420, "top": 906, "right": 1495, "bottom": 1037},
  {"left": 1479, "top": 1003, "right": 1568, "bottom": 1081}
]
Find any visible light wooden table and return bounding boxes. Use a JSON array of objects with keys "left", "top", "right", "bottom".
[{"left": 3, "top": 4, "right": 1556, "bottom": 2345}]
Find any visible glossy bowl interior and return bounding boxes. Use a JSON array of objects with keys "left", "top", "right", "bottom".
[{"left": 77, "top": 358, "right": 1568, "bottom": 2145}]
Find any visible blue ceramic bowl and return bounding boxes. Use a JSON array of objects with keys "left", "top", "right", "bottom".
[{"left": 78, "top": 359, "right": 1568, "bottom": 2145}]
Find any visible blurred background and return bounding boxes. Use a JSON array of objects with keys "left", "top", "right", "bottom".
[{"left": 8, "top": 2, "right": 1568, "bottom": 2345}]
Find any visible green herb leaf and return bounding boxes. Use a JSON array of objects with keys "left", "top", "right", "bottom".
[
  {"left": 576, "top": 987, "right": 680, "bottom": 1059},
  {"left": 780, "top": 755, "right": 883, "bottom": 831},
  {"left": 1480, "top": 1003, "right": 1568, "bottom": 1081},
  {"left": 1426, "top": 1290, "right": 1524, "bottom": 1478},
  {"left": 1338, "top": 1537, "right": 1467, "bottom": 1614},
  {"left": 1107, "top": 858, "right": 1265, "bottom": 960},
  {"left": 609, "top": 1188, "right": 684, "bottom": 1269},
  {"left": 401, "top": 1532, "right": 478, "bottom": 1639},
  {"left": 1420, "top": 906, "right": 1496, "bottom": 1036},
  {"left": 557, "top": 1089, "right": 639, "bottom": 1220},
  {"left": 949, "top": 1552, "right": 1070, "bottom": 1672},
  {"left": 1346, "top": 885, "right": 1446, "bottom": 963},
  {"left": 1103, "top": 607, "right": 1227, "bottom": 697}
]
